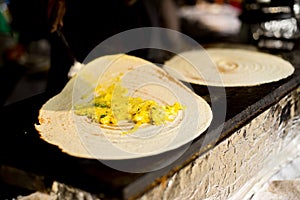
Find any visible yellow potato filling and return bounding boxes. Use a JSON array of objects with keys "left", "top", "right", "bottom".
[{"left": 74, "top": 75, "right": 183, "bottom": 132}]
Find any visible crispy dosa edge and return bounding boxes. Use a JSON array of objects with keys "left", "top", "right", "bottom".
[
  {"left": 164, "top": 48, "right": 295, "bottom": 87},
  {"left": 35, "top": 54, "right": 213, "bottom": 159}
]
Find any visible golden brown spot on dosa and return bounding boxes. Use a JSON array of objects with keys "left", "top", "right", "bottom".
[
  {"left": 46, "top": 117, "right": 51, "bottom": 123},
  {"left": 187, "top": 75, "right": 203, "bottom": 81},
  {"left": 216, "top": 59, "right": 238, "bottom": 73},
  {"left": 39, "top": 117, "right": 45, "bottom": 123}
]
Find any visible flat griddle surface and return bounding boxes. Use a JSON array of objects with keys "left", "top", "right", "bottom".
[{"left": 0, "top": 46, "right": 299, "bottom": 199}]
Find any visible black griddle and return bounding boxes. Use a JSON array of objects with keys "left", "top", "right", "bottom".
[{"left": 0, "top": 46, "right": 299, "bottom": 200}]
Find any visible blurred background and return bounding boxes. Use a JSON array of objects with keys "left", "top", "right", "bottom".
[{"left": 0, "top": 0, "right": 299, "bottom": 106}]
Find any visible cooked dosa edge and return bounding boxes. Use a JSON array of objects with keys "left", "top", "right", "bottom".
[
  {"left": 163, "top": 48, "right": 295, "bottom": 87},
  {"left": 35, "top": 54, "right": 213, "bottom": 159}
]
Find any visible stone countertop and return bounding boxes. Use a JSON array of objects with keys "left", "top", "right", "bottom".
[{"left": 0, "top": 44, "right": 299, "bottom": 200}]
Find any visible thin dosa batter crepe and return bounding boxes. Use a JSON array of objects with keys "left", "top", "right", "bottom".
[
  {"left": 163, "top": 48, "right": 295, "bottom": 87},
  {"left": 35, "top": 54, "right": 213, "bottom": 159}
]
